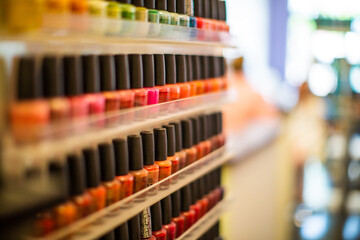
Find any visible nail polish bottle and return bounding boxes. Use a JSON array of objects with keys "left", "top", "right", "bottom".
[
  {"left": 132, "top": 0, "right": 148, "bottom": 22},
  {"left": 218, "top": 0, "right": 229, "bottom": 32},
  {"left": 42, "top": 0, "right": 70, "bottom": 30},
  {"left": 209, "top": 0, "right": 219, "bottom": 31},
  {"left": 190, "top": 181, "right": 202, "bottom": 222},
  {"left": 193, "top": 0, "right": 205, "bottom": 30},
  {"left": 201, "top": 0, "right": 211, "bottom": 30},
  {"left": 154, "top": 128, "right": 172, "bottom": 183},
  {"left": 128, "top": 135, "right": 149, "bottom": 193},
  {"left": 190, "top": 117, "right": 204, "bottom": 160},
  {"left": 98, "top": 142, "right": 121, "bottom": 205},
  {"left": 185, "top": 55, "right": 197, "bottom": 97},
  {"left": 128, "top": 214, "right": 141, "bottom": 239},
  {"left": 185, "top": 0, "right": 197, "bottom": 28},
  {"left": 218, "top": 56, "right": 228, "bottom": 90},
  {"left": 70, "top": 0, "right": 88, "bottom": 32},
  {"left": 160, "top": 196, "right": 177, "bottom": 240},
  {"left": 209, "top": 113, "right": 220, "bottom": 150},
  {"left": 42, "top": 56, "right": 71, "bottom": 123},
  {"left": 140, "top": 207, "right": 156, "bottom": 240},
  {"left": 82, "top": 55, "right": 106, "bottom": 117},
  {"left": 164, "top": 54, "right": 180, "bottom": 101},
  {"left": 142, "top": 54, "right": 160, "bottom": 105},
  {"left": 206, "top": 173, "right": 216, "bottom": 209},
  {"left": 198, "top": 178, "right": 209, "bottom": 215},
  {"left": 63, "top": 56, "right": 89, "bottom": 121},
  {"left": 115, "top": 222, "right": 130, "bottom": 240},
  {"left": 128, "top": 54, "right": 148, "bottom": 106},
  {"left": 117, "top": 0, "right": 136, "bottom": 20},
  {"left": 141, "top": 131, "right": 159, "bottom": 188},
  {"left": 167, "top": 0, "right": 180, "bottom": 26},
  {"left": 199, "top": 56, "right": 211, "bottom": 93},
  {"left": 191, "top": 55, "right": 205, "bottom": 95},
  {"left": 34, "top": 210, "right": 55, "bottom": 237},
  {"left": 209, "top": 56, "right": 221, "bottom": 92},
  {"left": 215, "top": 168, "right": 224, "bottom": 201},
  {"left": 99, "top": 230, "right": 115, "bottom": 240},
  {"left": 216, "top": 111, "right": 226, "bottom": 147},
  {"left": 145, "top": 0, "right": 160, "bottom": 23},
  {"left": 83, "top": 147, "right": 107, "bottom": 211},
  {"left": 114, "top": 54, "right": 135, "bottom": 109},
  {"left": 162, "top": 125, "right": 180, "bottom": 175},
  {"left": 150, "top": 202, "right": 167, "bottom": 240},
  {"left": 169, "top": 122, "right": 187, "bottom": 169},
  {"left": 199, "top": 114, "right": 212, "bottom": 155},
  {"left": 175, "top": 55, "right": 191, "bottom": 99},
  {"left": 113, "top": 138, "right": 134, "bottom": 200},
  {"left": 10, "top": 56, "right": 50, "bottom": 143},
  {"left": 67, "top": 154, "right": 94, "bottom": 218},
  {"left": 176, "top": 0, "right": 189, "bottom": 27},
  {"left": 154, "top": 54, "right": 170, "bottom": 103},
  {"left": 156, "top": 0, "right": 171, "bottom": 24},
  {"left": 171, "top": 191, "right": 185, "bottom": 237},
  {"left": 181, "top": 120, "right": 197, "bottom": 166},
  {"left": 180, "top": 186, "right": 196, "bottom": 231}
]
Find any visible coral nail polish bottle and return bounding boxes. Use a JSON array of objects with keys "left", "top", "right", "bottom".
[
  {"left": 190, "top": 117, "right": 204, "bottom": 160},
  {"left": 67, "top": 154, "right": 94, "bottom": 218},
  {"left": 156, "top": 0, "right": 171, "bottom": 24},
  {"left": 180, "top": 186, "right": 196, "bottom": 231},
  {"left": 154, "top": 54, "right": 170, "bottom": 103},
  {"left": 83, "top": 147, "right": 107, "bottom": 211},
  {"left": 209, "top": 56, "right": 222, "bottom": 92},
  {"left": 128, "top": 135, "right": 149, "bottom": 193},
  {"left": 113, "top": 138, "right": 134, "bottom": 200},
  {"left": 191, "top": 55, "right": 205, "bottom": 95},
  {"left": 216, "top": 111, "right": 226, "bottom": 147},
  {"left": 128, "top": 214, "right": 141, "bottom": 240},
  {"left": 218, "top": 56, "right": 228, "bottom": 90},
  {"left": 141, "top": 131, "right": 159, "bottom": 188},
  {"left": 208, "top": 114, "right": 218, "bottom": 151},
  {"left": 175, "top": 55, "right": 191, "bottom": 99},
  {"left": 171, "top": 191, "right": 185, "bottom": 237},
  {"left": 181, "top": 120, "right": 197, "bottom": 166},
  {"left": 128, "top": 54, "right": 148, "bottom": 106},
  {"left": 190, "top": 181, "right": 203, "bottom": 221},
  {"left": 164, "top": 54, "right": 180, "bottom": 101},
  {"left": 185, "top": 55, "right": 197, "bottom": 97},
  {"left": 154, "top": 128, "right": 172, "bottom": 183},
  {"left": 115, "top": 222, "right": 130, "bottom": 240},
  {"left": 114, "top": 54, "right": 135, "bottom": 109},
  {"left": 150, "top": 202, "right": 167, "bottom": 240},
  {"left": 161, "top": 196, "right": 177, "bottom": 240},
  {"left": 98, "top": 142, "right": 121, "bottom": 205},
  {"left": 199, "top": 114, "right": 212, "bottom": 155},
  {"left": 162, "top": 125, "right": 180, "bottom": 175},
  {"left": 199, "top": 56, "right": 211, "bottom": 93},
  {"left": 140, "top": 208, "right": 157, "bottom": 240},
  {"left": 42, "top": 56, "right": 71, "bottom": 123},
  {"left": 169, "top": 122, "right": 187, "bottom": 170},
  {"left": 10, "top": 56, "right": 50, "bottom": 143},
  {"left": 142, "top": 54, "right": 160, "bottom": 105}
]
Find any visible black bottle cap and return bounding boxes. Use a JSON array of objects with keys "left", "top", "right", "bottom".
[
  {"left": 167, "top": 0, "right": 176, "bottom": 12},
  {"left": 132, "top": 0, "right": 144, "bottom": 7},
  {"left": 203, "top": 174, "right": 210, "bottom": 194},
  {"left": 145, "top": 0, "right": 155, "bottom": 8},
  {"left": 118, "top": 0, "right": 131, "bottom": 3},
  {"left": 215, "top": 167, "right": 221, "bottom": 186},
  {"left": 17, "top": 56, "right": 41, "bottom": 100},
  {"left": 163, "top": 125, "right": 175, "bottom": 156},
  {"left": 165, "top": 54, "right": 176, "bottom": 84},
  {"left": 157, "top": 0, "right": 167, "bottom": 10},
  {"left": 191, "top": 117, "right": 200, "bottom": 145},
  {"left": 115, "top": 222, "right": 129, "bottom": 240},
  {"left": 99, "top": 231, "right": 115, "bottom": 240},
  {"left": 98, "top": 142, "right": 116, "bottom": 182},
  {"left": 197, "top": 178, "right": 204, "bottom": 199},
  {"left": 99, "top": 55, "right": 116, "bottom": 91},
  {"left": 191, "top": 55, "right": 201, "bottom": 81},
  {"left": 186, "top": 55, "right": 193, "bottom": 82},
  {"left": 161, "top": 195, "right": 172, "bottom": 225},
  {"left": 154, "top": 128, "right": 168, "bottom": 161},
  {"left": 140, "top": 131, "right": 155, "bottom": 166},
  {"left": 142, "top": 54, "right": 155, "bottom": 88},
  {"left": 128, "top": 135, "right": 144, "bottom": 170},
  {"left": 128, "top": 214, "right": 141, "bottom": 240},
  {"left": 219, "top": 0, "right": 227, "bottom": 21},
  {"left": 176, "top": 0, "right": 185, "bottom": 14},
  {"left": 211, "top": 112, "right": 219, "bottom": 135},
  {"left": 210, "top": 56, "right": 220, "bottom": 78},
  {"left": 170, "top": 122, "right": 183, "bottom": 152},
  {"left": 42, "top": 56, "right": 63, "bottom": 98},
  {"left": 114, "top": 54, "right": 130, "bottom": 90},
  {"left": 64, "top": 56, "right": 82, "bottom": 96},
  {"left": 190, "top": 181, "right": 198, "bottom": 204},
  {"left": 128, "top": 54, "right": 143, "bottom": 89},
  {"left": 219, "top": 56, "right": 226, "bottom": 76},
  {"left": 217, "top": 111, "right": 223, "bottom": 134},
  {"left": 67, "top": 154, "right": 86, "bottom": 196},
  {"left": 113, "top": 138, "right": 129, "bottom": 176},
  {"left": 180, "top": 185, "right": 191, "bottom": 212},
  {"left": 199, "top": 115, "right": 208, "bottom": 141},
  {"left": 175, "top": 55, "right": 186, "bottom": 83},
  {"left": 83, "top": 147, "right": 101, "bottom": 188},
  {"left": 154, "top": 54, "right": 165, "bottom": 86},
  {"left": 202, "top": 0, "right": 210, "bottom": 18},
  {"left": 181, "top": 120, "right": 193, "bottom": 149},
  {"left": 210, "top": 170, "right": 216, "bottom": 190},
  {"left": 82, "top": 55, "right": 100, "bottom": 94},
  {"left": 206, "top": 173, "right": 213, "bottom": 192},
  {"left": 193, "top": 0, "right": 202, "bottom": 17},
  {"left": 171, "top": 190, "right": 181, "bottom": 217},
  {"left": 200, "top": 56, "right": 209, "bottom": 80},
  {"left": 207, "top": 114, "right": 214, "bottom": 137},
  {"left": 150, "top": 201, "right": 163, "bottom": 231},
  {"left": 209, "top": 0, "right": 218, "bottom": 20}
]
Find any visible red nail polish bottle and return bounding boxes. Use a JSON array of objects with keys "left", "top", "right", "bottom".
[
  {"left": 161, "top": 196, "right": 177, "bottom": 240},
  {"left": 162, "top": 125, "right": 180, "bottom": 175},
  {"left": 198, "top": 178, "right": 209, "bottom": 215},
  {"left": 115, "top": 222, "right": 129, "bottom": 239},
  {"left": 128, "top": 135, "right": 149, "bottom": 193},
  {"left": 190, "top": 117, "right": 204, "bottom": 160},
  {"left": 185, "top": 55, "right": 197, "bottom": 96},
  {"left": 141, "top": 131, "right": 160, "bottom": 192},
  {"left": 199, "top": 115, "right": 212, "bottom": 155},
  {"left": 164, "top": 54, "right": 181, "bottom": 101},
  {"left": 204, "top": 174, "right": 215, "bottom": 210},
  {"left": 113, "top": 138, "right": 134, "bottom": 200},
  {"left": 171, "top": 191, "right": 185, "bottom": 237},
  {"left": 10, "top": 56, "right": 50, "bottom": 143},
  {"left": 150, "top": 202, "right": 167, "bottom": 240},
  {"left": 199, "top": 56, "right": 212, "bottom": 93},
  {"left": 98, "top": 142, "right": 121, "bottom": 206},
  {"left": 218, "top": 0, "right": 229, "bottom": 32},
  {"left": 154, "top": 54, "right": 170, "bottom": 103},
  {"left": 128, "top": 54, "right": 148, "bottom": 107},
  {"left": 34, "top": 211, "right": 55, "bottom": 237},
  {"left": 207, "top": 173, "right": 217, "bottom": 209},
  {"left": 180, "top": 186, "right": 196, "bottom": 231},
  {"left": 181, "top": 120, "right": 197, "bottom": 166},
  {"left": 175, "top": 55, "right": 191, "bottom": 99},
  {"left": 169, "top": 122, "right": 187, "bottom": 170},
  {"left": 154, "top": 128, "right": 172, "bottom": 183},
  {"left": 142, "top": 54, "right": 160, "bottom": 105},
  {"left": 114, "top": 54, "right": 135, "bottom": 109},
  {"left": 191, "top": 55, "right": 205, "bottom": 95},
  {"left": 67, "top": 154, "right": 95, "bottom": 218},
  {"left": 208, "top": 114, "right": 219, "bottom": 151},
  {"left": 140, "top": 208, "right": 157, "bottom": 240},
  {"left": 83, "top": 147, "right": 107, "bottom": 211},
  {"left": 190, "top": 181, "right": 202, "bottom": 222}
]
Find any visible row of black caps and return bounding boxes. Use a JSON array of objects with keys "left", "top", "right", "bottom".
[
  {"left": 98, "top": 167, "right": 222, "bottom": 240},
  {"left": 119, "top": 0, "right": 227, "bottom": 21},
  {"left": 17, "top": 54, "right": 226, "bottom": 100},
  {"left": 49, "top": 111, "right": 223, "bottom": 196}
]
